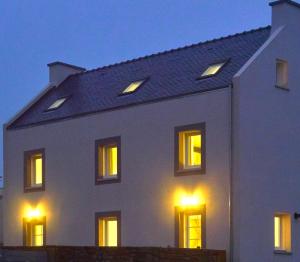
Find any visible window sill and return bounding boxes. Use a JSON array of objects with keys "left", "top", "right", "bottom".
[
  {"left": 95, "top": 177, "right": 121, "bottom": 185},
  {"left": 24, "top": 186, "right": 45, "bottom": 193},
  {"left": 274, "top": 250, "right": 292, "bottom": 255},
  {"left": 275, "top": 85, "right": 289, "bottom": 91},
  {"left": 175, "top": 168, "right": 205, "bottom": 177}
]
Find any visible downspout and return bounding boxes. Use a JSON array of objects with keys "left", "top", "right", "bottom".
[{"left": 229, "top": 83, "right": 234, "bottom": 262}]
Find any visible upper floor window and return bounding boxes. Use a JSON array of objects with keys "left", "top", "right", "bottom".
[
  {"left": 175, "top": 205, "right": 206, "bottom": 249},
  {"left": 276, "top": 59, "right": 288, "bottom": 89},
  {"left": 95, "top": 137, "right": 121, "bottom": 184},
  {"left": 121, "top": 80, "right": 145, "bottom": 95},
  {"left": 199, "top": 62, "right": 226, "bottom": 78},
  {"left": 23, "top": 217, "right": 46, "bottom": 247},
  {"left": 274, "top": 213, "right": 291, "bottom": 253},
  {"left": 175, "top": 123, "right": 206, "bottom": 176},
  {"left": 95, "top": 211, "right": 121, "bottom": 247},
  {"left": 24, "top": 149, "right": 45, "bottom": 192}
]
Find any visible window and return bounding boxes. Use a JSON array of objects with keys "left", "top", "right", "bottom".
[
  {"left": 175, "top": 205, "right": 206, "bottom": 249},
  {"left": 276, "top": 59, "right": 288, "bottom": 89},
  {"left": 24, "top": 149, "right": 45, "bottom": 192},
  {"left": 175, "top": 123, "right": 206, "bottom": 176},
  {"left": 95, "top": 137, "right": 121, "bottom": 184},
  {"left": 122, "top": 80, "right": 145, "bottom": 94},
  {"left": 23, "top": 217, "right": 46, "bottom": 247},
  {"left": 200, "top": 62, "right": 226, "bottom": 78},
  {"left": 274, "top": 213, "right": 291, "bottom": 253},
  {"left": 47, "top": 97, "right": 67, "bottom": 111},
  {"left": 95, "top": 211, "right": 121, "bottom": 247}
]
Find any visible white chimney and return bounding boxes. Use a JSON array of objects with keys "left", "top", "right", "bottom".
[
  {"left": 270, "top": 0, "right": 300, "bottom": 33},
  {"left": 47, "top": 61, "right": 86, "bottom": 86}
]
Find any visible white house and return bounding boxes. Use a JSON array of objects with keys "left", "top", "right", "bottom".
[{"left": 3, "top": 1, "right": 300, "bottom": 261}]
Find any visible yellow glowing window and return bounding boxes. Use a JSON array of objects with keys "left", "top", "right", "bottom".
[
  {"left": 47, "top": 97, "right": 67, "bottom": 110},
  {"left": 186, "top": 214, "right": 202, "bottom": 248},
  {"left": 96, "top": 137, "right": 121, "bottom": 182},
  {"left": 99, "top": 145, "right": 118, "bottom": 178},
  {"left": 274, "top": 214, "right": 291, "bottom": 252},
  {"left": 98, "top": 217, "right": 118, "bottom": 247},
  {"left": 122, "top": 80, "right": 144, "bottom": 94},
  {"left": 33, "top": 225, "right": 44, "bottom": 246},
  {"left": 179, "top": 131, "right": 202, "bottom": 170},
  {"left": 201, "top": 62, "right": 225, "bottom": 77},
  {"left": 25, "top": 150, "right": 44, "bottom": 189},
  {"left": 24, "top": 220, "right": 45, "bottom": 247},
  {"left": 177, "top": 208, "right": 205, "bottom": 249},
  {"left": 33, "top": 156, "right": 43, "bottom": 185}
]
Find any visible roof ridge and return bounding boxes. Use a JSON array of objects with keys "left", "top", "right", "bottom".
[{"left": 70, "top": 25, "right": 271, "bottom": 78}]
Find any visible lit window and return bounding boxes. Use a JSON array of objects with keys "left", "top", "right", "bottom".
[
  {"left": 276, "top": 59, "right": 288, "bottom": 89},
  {"left": 274, "top": 213, "right": 291, "bottom": 252},
  {"left": 176, "top": 206, "right": 205, "bottom": 249},
  {"left": 24, "top": 218, "right": 45, "bottom": 247},
  {"left": 175, "top": 123, "right": 205, "bottom": 175},
  {"left": 96, "top": 212, "right": 121, "bottom": 247},
  {"left": 200, "top": 62, "right": 225, "bottom": 77},
  {"left": 47, "top": 97, "right": 67, "bottom": 110},
  {"left": 24, "top": 149, "right": 45, "bottom": 191},
  {"left": 96, "top": 137, "right": 121, "bottom": 184},
  {"left": 122, "top": 80, "right": 144, "bottom": 94}
]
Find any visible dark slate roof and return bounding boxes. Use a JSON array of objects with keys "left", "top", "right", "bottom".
[{"left": 9, "top": 26, "right": 271, "bottom": 129}]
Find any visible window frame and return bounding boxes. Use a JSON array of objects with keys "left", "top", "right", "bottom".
[
  {"left": 197, "top": 60, "right": 229, "bottom": 80},
  {"left": 175, "top": 205, "right": 206, "bottom": 249},
  {"left": 24, "top": 149, "right": 45, "bottom": 193},
  {"left": 95, "top": 136, "right": 121, "bottom": 185},
  {"left": 275, "top": 59, "right": 289, "bottom": 90},
  {"left": 174, "top": 123, "right": 206, "bottom": 176},
  {"left": 95, "top": 211, "right": 121, "bottom": 247},
  {"left": 23, "top": 216, "right": 46, "bottom": 247}
]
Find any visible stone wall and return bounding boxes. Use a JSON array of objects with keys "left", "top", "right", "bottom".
[{"left": 0, "top": 247, "right": 226, "bottom": 262}]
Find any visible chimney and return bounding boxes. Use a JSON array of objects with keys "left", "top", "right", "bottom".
[
  {"left": 270, "top": 0, "right": 300, "bottom": 33},
  {"left": 47, "top": 61, "right": 86, "bottom": 86}
]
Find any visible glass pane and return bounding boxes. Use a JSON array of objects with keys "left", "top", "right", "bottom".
[
  {"left": 187, "top": 133, "right": 201, "bottom": 167},
  {"left": 187, "top": 215, "right": 201, "bottom": 249},
  {"left": 34, "top": 157, "right": 43, "bottom": 185},
  {"left": 108, "top": 146, "right": 118, "bottom": 176},
  {"left": 189, "top": 239, "right": 201, "bottom": 249},
  {"left": 274, "top": 216, "right": 281, "bottom": 249},
  {"left": 107, "top": 219, "right": 118, "bottom": 247},
  {"left": 201, "top": 63, "right": 224, "bottom": 77},
  {"left": 33, "top": 225, "right": 43, "bottom": 246},
  {"left": 189, "top": 215, "right": 201, "bottom": 227},
  {"left": 123, "top": 80, "right": 144, "bottom": 93}
]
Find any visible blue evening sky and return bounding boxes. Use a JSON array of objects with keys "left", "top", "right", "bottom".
[{"left": 0, "top": 0, "right": 272, "bottom": 186}]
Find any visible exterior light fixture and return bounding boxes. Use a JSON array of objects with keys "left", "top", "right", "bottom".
[
  {"left": 26, "top": 208, "right": 42, "bottom": 220},
  {"left": 180, "top": 196, "right": 200, "bottom": 207},
  {"left": 294, "top": 212, "right": 300, "bottom": 220}
]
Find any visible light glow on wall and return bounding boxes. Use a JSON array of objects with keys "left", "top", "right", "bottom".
[
  {"left": 174, "top": 188, "right": 205, "bottom": 208},
  {"left": 23, "top": 203, "right": 46, "bottom": 220}
]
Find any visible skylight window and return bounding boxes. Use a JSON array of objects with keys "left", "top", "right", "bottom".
[
  {"left": 122, "top": 80, "right": 145, "bottom": 94},
  {"left": 200, "top": 62, "right": 226, "bottom": 78},
  {"left": 47, "top": 97, "right": 67, "bottom": 110}
]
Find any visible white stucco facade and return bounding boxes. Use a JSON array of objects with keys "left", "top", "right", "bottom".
[{"left": 3, "top": 89, "right": 231, "bottom": 250}]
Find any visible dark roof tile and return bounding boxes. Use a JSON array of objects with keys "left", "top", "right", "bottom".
[{"left": 9, "top": 26, "right": 271, "bottom": 129}]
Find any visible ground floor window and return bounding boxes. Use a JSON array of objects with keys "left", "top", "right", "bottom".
[
  {"left": 23, "top": 217, "right": 46, "bottom": 247},
  {"left": 274, "top": 213, "right": 291, "bottom": 253},
  {"left": 95, "top": 211, "right": 121, "bottom": 247},
  {"left": 175, "top": 205, "right": 206, "bottom": 249}
]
